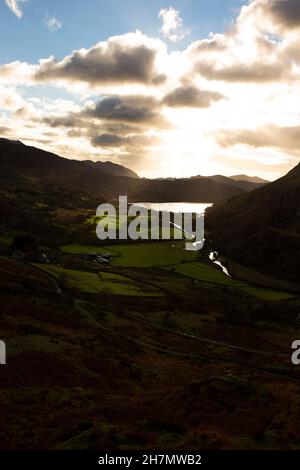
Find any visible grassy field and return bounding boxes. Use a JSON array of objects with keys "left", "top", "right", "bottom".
[
  {"left": 165, "top": 262, "right": 294, "bottom": 301},
  {"left": 103, "top": 242, "right": 198, "bottom": 267},
  {"left": 35, "top": 264, "right": 163, "bottom": 296},
  {"left": 85, "top": 213, "right": 186, "bottom": 240},
  {"left": 241, "top": 286, "right": 294, "bottom": 302},
  {"left": 60, "top": 241, "right": 294, "bottom": 301},
  {"left": 0, "top": 233, "right": 14, "bottom": 245},
  {"left": 61, "top": 244, "right": 118, "bottom": 256},
  {"left": 165, "top": 262, "right": 238, "bottom": 286}
]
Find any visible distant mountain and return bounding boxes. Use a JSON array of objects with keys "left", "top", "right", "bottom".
[
  {"left": 0, "top": 139, "right": 248, "bottom": 244},
  {"left": 90, "top": 161, "right": 140, "bottom": 179},
  {"left": 210, "top": 175, "right": 266, "bottom": 192},
  {"left": 0, "top": 139, "right": 246, "bottom": 204},
  {"left": 206, "top": 163, "right": 300, "bottom": 285},
  {"left": 230, "top": 174, "right": 269, "bottom": 185}
]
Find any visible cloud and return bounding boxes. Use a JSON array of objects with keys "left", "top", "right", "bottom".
[
  {"left": 0, "top": 84, "right": 35, "bottom": 115},
  {"left": 92, "top": 133, "right": 125, "bottom": 147},
  {"left": 43, "top": 94, "right": 167, "bottom": 156},
  {"left": 43, "top": 115, "right": 85, "bottom": 129},
  {"left": 217, "top": 124, "right": 300, "bottom": 152},
  {"left": 195, "top": 60, "right": 289, "bottom": 83},
  {"left": 44, "top": 16, "right": 62, "bottom": 32},
  {"left": 40, "top": 92, "right": 165, "bottom": 161},
  {"left": 162, "top": 84, "right": 225, "bottom": 108},
  {"left": 86, "top": 95, "right": 163, "bottom": 125},
  {"left": 238, "top": 0, "right": 300, "bottom": 34},
  {"left": 4, "top": 0, "right": 26, "bottom": 18},
  {"left": 267, "top": 0, "right": 300, "bottom": 30},
  {"left": 0, "top": 61, "right": 37, "bottom": 85},
  {"left": 187, "top": 1, "right": 300, "bottom": 84},
  {"left": 35, "top": 31, "right": 166, "bottom": 86},
  {"left": 2, "top": 1, "right": 300, "bottom": 179},
  {"left": 190, "top": 35, "right": 227, "bottom": 54},
  {"left": 159, "top": 7, "right": 189, "bottom": 42},
  {"left": 0, "top": 126, "right": 11, "bottom": 136},
  {"left": 91, "top": 132, "right": 159, "bottom": 149}
]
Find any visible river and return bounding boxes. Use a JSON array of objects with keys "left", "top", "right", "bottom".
[{"left": 132, "top": 202, "right": 230, "bottom": 275}]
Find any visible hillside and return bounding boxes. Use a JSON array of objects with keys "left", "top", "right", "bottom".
[
  {"left": 206, "top": 162, "right": 300, "bottom": 284},
  {"left": 0, "top": 139, "right": 245, "bottom": 204},
  {"left": 0, "top": 138, "right": 247, "bottom": 201},
  {"left": 230, "top": 175, "right": 269, "bottom": 185},
  {"left": 0, "top": 138, "right": 248, "bottom": 245},
  {"left": 89, "top": 160, "right": 140, "bottom": 179},
  {"left": 1, "top": 138, "right": 300, "bottom": 452},
  {"left": 210, "top": 175, "right": 266, "bottom": 192}
]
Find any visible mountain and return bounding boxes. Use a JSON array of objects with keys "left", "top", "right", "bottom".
[
  {"left": 0, "top": 139, "right": 264, "bottom": 244},
  {"left": 230, "top": 174, "right": 269, "bottom": 185},
  {"left": 0, "top": 138, "right": 246, "bottom": 204},
  {"left": 89, "top": 160, "right": 140, "bottom": 179},
  {"left": 206, "top": 162, "right": 300, "bottom": 285},
  {"left": 0, "top": 139, "right": 247, "bottom": 244},
  {"left": 130, "top": 176, "right": 245, "bottom": 203},
  {"left": 0, "top": 137, "right": 25, "bottom": 146},
  {"left": 210, "top": 174, "right": 267, "bottom": 192}
]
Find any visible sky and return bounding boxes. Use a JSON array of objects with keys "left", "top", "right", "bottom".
[{"left": 0, "top": 0, "right": 299, "bottom": 179}]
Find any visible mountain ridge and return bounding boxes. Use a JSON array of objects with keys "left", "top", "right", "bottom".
[
  {"left": 0, "top": 138, "right": 246, "bottom": 204},
  {"left": 230, "top": 174, "right": 269, "bottom": 184}
]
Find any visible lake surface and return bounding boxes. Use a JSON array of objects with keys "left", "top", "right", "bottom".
[
  {"left": 133, "top": 202, "right": 212, "bottom": 214},
  {"left": 132, "top": 202, "right": 213, "bottom": 253}
]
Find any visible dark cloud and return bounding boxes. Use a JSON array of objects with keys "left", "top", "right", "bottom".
[
  {"left": 92, "top": 133, "right": 125, "bottom": 147},
  {"left": 35, "top": 35, "right": 165, "bottom": 86},
  {"left": 91, "top": 132, "right": 160, "bottom": 149},
  {"left": 43, "top": 94, "right": 166, "bottom": 138},
  {"left": 0, "top": 126, "right": 10, "bottom": 135},
  {"left": 81, "top": 95, "right": 169, "bottom": 128},
  {"left": 162, "top": 85, "right": 225, "bottom": 107},
  {"left": 43, "top": 115, "right": 84, "bottom": 128},
  {"left": 85, "top": 95, "right": 166, "bottom": 127},
  {"left": 99, "top": 123, "right": 142, "bottom": 135},
  {"left": 42, "top": 93, "right": 165, "bottom": 155},
  {"left": 195, "top": 61, "right": 289, "bottom": 83},
  {"left": 265, "top": 0, "right": 300, "bottom": 30}
]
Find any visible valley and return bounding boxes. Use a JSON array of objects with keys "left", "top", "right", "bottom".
[
  {"left": 1, "top": 231, "right": 300, "bottom": 449},
  {"left": 0, "top": 139, "right": 300, "bottom": 450}
]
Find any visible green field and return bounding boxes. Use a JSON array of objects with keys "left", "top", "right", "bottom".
[
  {"left": 61, "top": 244, "right": 118, "bottom": 256},
  {"left": 241, "top": 286, "right": 293, "bottom": 302},
  {"left": 165, "top": 262, "right": 238, "bottom": 286},
  {"left": 35, "top": 264, "right": 163, "bottom": 296},
  {"left": 60, "top": 241, "right": 294, "bottom": 301},
  {"left": 165, "top": 262, "right": 293, "bottom": 301},
  {"left": 104, "top": 242, "right": 198, "bottom": 267},
  {"left": 85, "top": 214, "right": 186, "bottom": 240},
  {"left": 0, "top": 233, "right": 14, "bottom": 245}
]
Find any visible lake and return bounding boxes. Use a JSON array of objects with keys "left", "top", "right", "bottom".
[{"left": 132, "top": 202, "right": 212, "bottom": 214}]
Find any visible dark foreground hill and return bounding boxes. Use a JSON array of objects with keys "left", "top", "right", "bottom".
[{"left": 206, "top": 162, "right": 300, "bottom": 284}]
